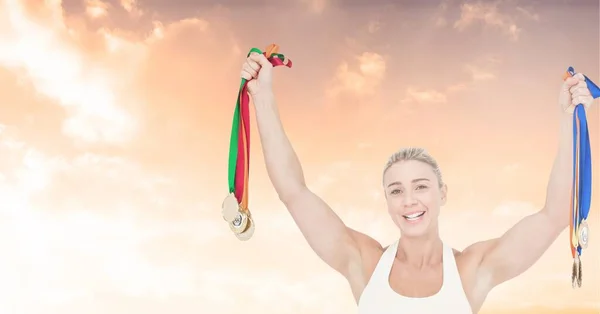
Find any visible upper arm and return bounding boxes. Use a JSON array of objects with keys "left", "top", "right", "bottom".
[
  {"left": 283, "top": 187, "right": 381, "bottom": 277},
  {"left": 470, "top": 210, "right": 564, "bottom": 288}
]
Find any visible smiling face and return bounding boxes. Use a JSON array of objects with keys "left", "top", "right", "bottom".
[{"left": 382, "top": 149, "right": 447, "bottom": 238}]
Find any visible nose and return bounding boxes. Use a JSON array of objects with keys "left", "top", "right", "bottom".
[{"left": 403, "top": 191, "right": 418, "bottom": 207}]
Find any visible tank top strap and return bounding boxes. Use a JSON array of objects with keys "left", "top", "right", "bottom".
[
  {"left": 369, "top": 239, "right": 400, "bottom": 283},
  {"left": 440, "top": 243, "right": 464, "bottom": 293}
]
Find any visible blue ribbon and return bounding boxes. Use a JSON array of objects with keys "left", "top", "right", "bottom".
[{"left": 568, "top": 66, "right": 599, "bottom": 256}]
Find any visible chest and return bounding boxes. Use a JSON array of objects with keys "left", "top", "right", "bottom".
[{"left": 388, "top": 261, "right": 444, "bottom": 298}]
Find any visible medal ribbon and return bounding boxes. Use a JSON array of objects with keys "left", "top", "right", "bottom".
[
  {"left": 564, "top": 66, "right": 600, "bottom": 259},
  {"left": 227, "top": 44, "right": 292, "bottom": 210}
]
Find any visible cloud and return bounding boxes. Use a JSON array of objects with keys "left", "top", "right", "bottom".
[
  {"left": 453, "top": 2, "right": 524, "bottom": 41},
  {"left": 492, "top": 200, "right": 539, "bottom": 217},
  {"left": 398, "top": 54, "right": 500, "bottom": 105},
  {"left": 328, "top": 52, "right": 386, "bottom": 97},
  {"left": 0, "top": 0, "right": 142, "bottom": 146},
  {"left": 516, "top": 6, "right": 540, "bottom": 21},
  {"left": 301, "top": 0, "right": 328, "bottom": 14},
  {"left": 120, "top": 0, "right": 143, "bottom": 18},
  {"left": 400, "top": 87, "right": 448, "bottom": 104},
  {"left": 465, "top": 64, "right": 496, "bottom": 81},
  {"left": 307, "top": 160, "right": 352, "bottom": 194},
  {"left": 85, "top": 0, "right": 110, "bottom": 19},
  {"left": 432, "top": 0, "right": 451, "bottom": 27},
  {"left": 367, "top": 20, "right": 381, "bottom": 33},
  {"left": 0, "top": 126, "right": 232, "bottom": 312}
]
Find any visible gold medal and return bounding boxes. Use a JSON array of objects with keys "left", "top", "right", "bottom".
[
  {"left": 235, "top": 216, "right": 255, "bottom": 241},
  {"left": 222, "top": 193, "right": 241, "bottom": 223},
  {"left": 229, "top": 210, "right": 249, "bottom": 234},
  {"left": 578, "top": 219, "right": 589, "bottom": 250}
]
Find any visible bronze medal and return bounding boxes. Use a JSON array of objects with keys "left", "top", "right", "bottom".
[{"left": 222, "top": 193, "right": 241, "bottom": 223}]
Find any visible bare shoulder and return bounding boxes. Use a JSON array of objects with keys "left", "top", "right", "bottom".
[
  {"left": 454, "top": 239, "right": 501, "bottom": 312},
  {"left": 347, "top": 228, "right": 384, "bottom": 275},
  {"left": 344, "top": 228, "right": 385, "bottom": 301}
]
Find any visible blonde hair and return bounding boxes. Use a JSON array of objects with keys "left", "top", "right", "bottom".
[{"left": 383, "top": 147, "right": 444, "bottom": 187}]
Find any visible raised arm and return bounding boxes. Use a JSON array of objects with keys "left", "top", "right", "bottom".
[
  {"left": 468, "top": 73, "right": 595, "bottom": 289},
  {"left": 241, "top": 53, "right": 381, "bottom": 277}
]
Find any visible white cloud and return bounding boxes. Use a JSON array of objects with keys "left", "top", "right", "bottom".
[
  {"left": 400, "top": 87, "right": 448, "bottom": 104},
  {"left": 85, "top": 0, "right": 110, "bottom": 18},
  {"left": 328, "top": 52, "right": 386, "bottom": 97},
  {"left": 453, "top": 2, "right": 524, "bottom": 41},
  {"left": 367, "top": 20, "right": 381, "bottom": 33},
  {"left": 465, "top": 64, "right": 496, "bottom": 81},
  {"left": 516, "top": 6, "right": 540, "bottom": 21},
  {"left": 0, "top": 0, "right": 141, "bottom": 146},
  {"left": 120, "top": 0, "right": 143, "bottom": 18},
  {"left": 492, "top": 200, "right": 539, "bottom": 217},
  {"left": 0, "top": 131, "right": 231, "bottom": 311}
]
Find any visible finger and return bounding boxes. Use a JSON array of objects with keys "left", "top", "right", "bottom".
[
  {"left": 563, "top": 76, "right": 579, "bottom": 90},
  {"left": 248, "top": 52, "right": 272, "bottom": 67},
  {"left": 574, "top": 72, "right": 586, "bottom": 81},
  {"left": 241, "top": 69, "right": 253, "bottom": 81},
  {"left": 245, "top": 59, "right": 261, "bottom": 72},
  {"left": 572, "top": 95, "right": 592, "bottom": 107},
  {"left": 572, "top": 86, "right": 591, "bottom": 98},
  {"left": 570, "top": 80, "right": 588, "bottom": 92},
  {"left": 242, "top": 63, "right": 258, "bottom": 78}
]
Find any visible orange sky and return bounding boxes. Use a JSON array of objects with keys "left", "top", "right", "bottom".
[{"left": 0, "top": 0, "right": 598, "bottom": 313}]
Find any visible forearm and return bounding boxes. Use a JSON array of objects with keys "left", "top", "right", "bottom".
[
  {"left": 253, "top": 92, "right": 306, "bottom": 202},
  {"left": 542, "top": 113, "right": 573, "bottom": 228}
]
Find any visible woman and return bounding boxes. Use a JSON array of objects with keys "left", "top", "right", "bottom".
[{"left": 239, "top": 52, "right": 595, "bottom": 313}]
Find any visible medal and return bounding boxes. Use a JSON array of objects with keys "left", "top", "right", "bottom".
[
  {"left": 222, "top": 192, "right": 241, "bottom": 223},
  {"left": 578, "top": 219, "right": 589, "bottom": 249},
  {"left": 563, "top": 67, "right": 598, "bottom": 288},
  {"left": 235, "top": 216, "right": 256, "bottom": 241},
  {"left": 223, "top": 44, "right": 292, "bottom": 240},
  {"left": 229, "top": 211, "right": 249, "bottom": 234}
]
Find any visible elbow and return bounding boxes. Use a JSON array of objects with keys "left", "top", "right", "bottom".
[
  {"left": 277, "top": 183, "right": 308, "bottom": 205},
  {"left": 540, "top": 205, "right": 569, "bottom": 231}
]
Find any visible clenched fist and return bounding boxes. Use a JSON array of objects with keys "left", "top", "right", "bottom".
[
  {"left": 241, "top": 52, "right": 274, "bottom": 101},
  {"left": 560, "top": 73, "right": 594, "bottom": 113}
]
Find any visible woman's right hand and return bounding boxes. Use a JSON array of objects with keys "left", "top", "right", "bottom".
[{"left": 241, "top": 52, "right": 274, "bottom": 102}]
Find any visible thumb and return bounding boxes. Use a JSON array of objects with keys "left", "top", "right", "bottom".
[{"left": 248, "top": 52, "right": 272, "bottom": 68}]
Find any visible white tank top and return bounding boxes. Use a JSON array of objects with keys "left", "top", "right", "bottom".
[{"left": 358, "top": 239, "right": 473, "bottom": 314}]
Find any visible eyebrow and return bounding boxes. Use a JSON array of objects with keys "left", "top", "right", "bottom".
[{"left": 386, "top": 178, "right": 430, "bottom": 188}]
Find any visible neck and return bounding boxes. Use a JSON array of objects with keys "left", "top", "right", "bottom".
[{"left": 397, "top": 230, "right": 443, "bottom": 269}]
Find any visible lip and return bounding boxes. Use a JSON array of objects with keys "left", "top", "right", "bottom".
[
  {"left": 403, "top": 210, "right": 426, "bottom": 216},
  {"left": 402, "top": 211, "right": 426, "bottom": 224}
]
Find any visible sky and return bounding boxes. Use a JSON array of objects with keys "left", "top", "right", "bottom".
[{"left": 0, "top": 0, "right": 599, "bottom": 313}]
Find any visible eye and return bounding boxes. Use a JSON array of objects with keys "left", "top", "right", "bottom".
[
  {"left": 416, "top": 185, "right": 428, "bottom": 190},
  {"left": 390, "top": 189, "right": 402, "bottom": 195}
]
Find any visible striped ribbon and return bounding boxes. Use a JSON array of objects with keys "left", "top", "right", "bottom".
[
  {"left": 227, "top": 44, "right": 292, "bottom": 213},
  {"left": 563, "top": 66, "right": 599, "bottom": 287}
]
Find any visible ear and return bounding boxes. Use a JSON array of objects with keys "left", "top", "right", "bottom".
[{"left": 440, "top": 184, "right": 448, "bottom": 205}]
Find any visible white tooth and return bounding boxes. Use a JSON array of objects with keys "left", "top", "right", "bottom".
[{"left": 405, "top": 212, "right": 424, "bottom": 219}]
